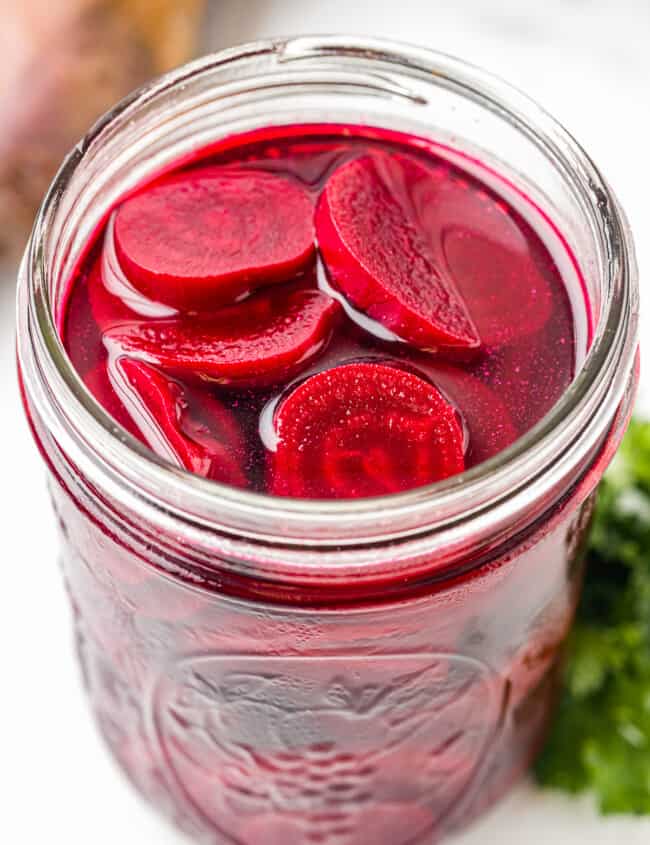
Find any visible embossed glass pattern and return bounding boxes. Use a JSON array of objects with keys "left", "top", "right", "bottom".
[{"left": 53, "top": 482, "right": 595, "bottom": 843}]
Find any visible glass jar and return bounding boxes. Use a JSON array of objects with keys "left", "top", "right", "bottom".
[{"left": 17, "top": 37, "right": 639, "bottom": 844}]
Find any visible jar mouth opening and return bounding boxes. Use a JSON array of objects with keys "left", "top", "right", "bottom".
[{"left": 20, "top": 36, "right": 639, "bottom": 548}]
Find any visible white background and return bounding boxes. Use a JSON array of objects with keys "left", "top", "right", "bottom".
[{"left": 3, "top": 1, "right": 650, "bottom": 842}]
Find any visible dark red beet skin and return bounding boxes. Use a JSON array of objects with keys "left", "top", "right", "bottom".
[
  {"left": 114, "top": 167, "right": 316, "bottom": 311},
  {"left": 270, "top": 362, "right": 465, "bottom": 499},
  {"left": 63, "top": 127, "right": 578, "bottom": 499}
]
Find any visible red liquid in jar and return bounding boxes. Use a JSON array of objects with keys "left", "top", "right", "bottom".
[{"left": 62, "top": 127, "right": 582, "bottom": 498}]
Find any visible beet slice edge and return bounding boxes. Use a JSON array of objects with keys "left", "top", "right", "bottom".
[
  {"left": 109, "top": 357, "right": 247, "bottom": 486},
  {"left": 102, "top": 284, "right": 341, "bottom": 390}
]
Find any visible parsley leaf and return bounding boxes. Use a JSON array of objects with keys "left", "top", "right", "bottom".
[{"left": 535, "top": 419, "right": 650, "bottom": 813}]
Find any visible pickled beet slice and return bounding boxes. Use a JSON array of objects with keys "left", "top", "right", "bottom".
[
  {"left": 421, "top": 165, "right": 554, "bottom": 346},
  {"left": 412, "top": 358, "right": 519, "bottom": 465},
  {"left": 316, "top": 153, "right": 481, "bottom": 352},
  {"left": 109, "top": 358, "right": 247, "bottom": 485},
  {"left": 317, "top": 151, "right": 555, "bottom": 350},
  {"left": 270, "top": 362, "right": 465, "bottom": 499},
  {"left": 113, "top": 167, "right": 316, "bottom": 311},
  {"left": 103, "top": 284, "right": 341, "bottom": 389}
]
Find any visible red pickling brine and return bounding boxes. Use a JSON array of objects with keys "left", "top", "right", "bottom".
[{"left": 62, "top": 126, "right": 577, "bottom": 499}]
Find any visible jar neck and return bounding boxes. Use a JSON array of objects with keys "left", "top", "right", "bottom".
[
  {"left": 22, "top": 366, "right": 635, "bottom": 601},
  {"left": 17, "top": 38, "right": 639, "bottom": 581}
]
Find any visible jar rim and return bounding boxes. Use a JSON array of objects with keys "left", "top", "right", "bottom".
[{"left": 18, "top": 35, "right": 639, "bottom": 555}]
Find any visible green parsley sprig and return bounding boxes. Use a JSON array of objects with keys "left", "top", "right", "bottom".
[{"left": 535, "top": 419, "right": 650, "bottom": 813}]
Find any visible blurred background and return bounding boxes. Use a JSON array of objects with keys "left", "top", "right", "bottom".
[{"left": 3, "top": 1, "right": 649, "bottom": 843}]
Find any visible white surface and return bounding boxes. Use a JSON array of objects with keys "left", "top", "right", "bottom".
[{"left": 3, "top": 1, "right": 650, "bottom": 842}]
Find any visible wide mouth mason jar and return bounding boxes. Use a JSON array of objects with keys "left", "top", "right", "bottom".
[{"left": 17, "top": 36, "right": 638, "bottom": 844}]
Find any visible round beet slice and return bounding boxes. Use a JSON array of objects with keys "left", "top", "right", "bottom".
[
  {"left": 269, "top": 362, "right": 465, "bottom": 499},
  {"left": 316, "top": 153, "right": 481, "bottom": 353},
  {"left": 109, "top": 357, "right": 247, "bottom": 486},
  {"left": 113, "top": 166, "right": 316, "bottom": 311},
  {"left": 103, "top": 284, "right": 341, "bottom": 390}
]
